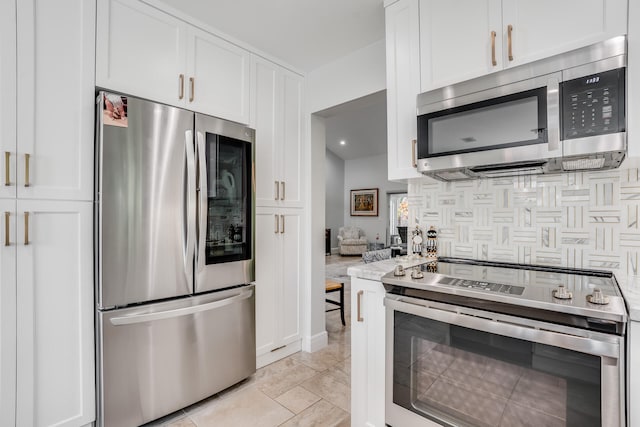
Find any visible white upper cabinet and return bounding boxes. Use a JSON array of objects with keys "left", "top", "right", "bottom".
[
  {"left": 15, "top": 0, "right": 95, "bottom": 201},
  {"left": 97, "top": 0, "right": 251, "bottom": 124},
  {"left": 501, "top": 0, "right": 628, "bottom": 68},
  {"left": 419, "top": 0, "right": 628, "bottom": 92},
  {"left": 385, "top": 0, "right": 422, "bottom": 180},
  {"left": 187, "top": 26, "right": 250, "bottom": 124},
  {"left": 96, "top": 0, "right": 186, "bottom": 108},
  {"left": 420, "top": 0, "right": 502, "bottom": 91},
  {"left": 252, "top": 56, "right": 304, "bottom": 207},
  {"left": 0, "top": 0, "right": 16, "bottom": 200}
]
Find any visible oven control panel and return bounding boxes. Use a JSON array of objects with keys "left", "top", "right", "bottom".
[
  {"left": 436, "top": 277, "right": 525, "bottom": 295},
  {"left": 561, "top": 67, "right": 625, "bottom": 140}
]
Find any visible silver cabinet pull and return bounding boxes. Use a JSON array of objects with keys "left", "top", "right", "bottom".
[
  {"left": 179, "top": 74, "right": 185, "bottom": 100},
  {"left": 24, "top": 212, "right": 29, "bottom": 245},
  {"left": 189, "top": 77, "right": 195, "bottom": 102},
  {"left": 4, "top": 152, "right": 10, "bottom": 186},
  {"left": 280, "top": 181, "right": 285, "bottom": 200},
  {"left": 24, "top": 153, "right": 30, "bottom": 187},
  {"left": 275, "top": 181, "right": 279, "bottom": 200},
  {"left": 274, "top": 214, "right": 279, "bottom": 233},
  {"left": 280, "top": 215, "right": 284, "bottom": 234},
  {"left": 4, "top": 212, "right": 9, "bottom": 246},
  {"left": 508, "top": 24, "right": 514, "bottom": 61},
  {"left": 411, "top": 139, "right": 417, "bottom": 168},
  {"left": 357, "top": 290, "right": 364, "bottom": 322},
  {"left": 491, "top": 31, "right": 497, "bottom": 66}
]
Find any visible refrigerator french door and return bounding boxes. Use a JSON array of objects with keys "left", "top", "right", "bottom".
[
  {"left": 95, "top": 92, "right": 255, "bottom": 427},
  {"left": 195, "top": 114, "right": 254, "bottom": 293}
]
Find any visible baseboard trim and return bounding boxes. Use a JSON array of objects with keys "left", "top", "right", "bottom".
[
  {"left": 301, "top": 331, "right": 328, "bottom": 353},
  {"left": 256, "top": 340, "right": 302, "bottom": 369}
]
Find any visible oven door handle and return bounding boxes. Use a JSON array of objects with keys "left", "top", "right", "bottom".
[{"left": 384, "top": 296, "right": 621, "bottom": 359}]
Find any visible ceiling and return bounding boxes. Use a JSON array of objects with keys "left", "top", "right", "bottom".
[
  {"left": 323, "top": 91, "right": 387, "bottom": 161},
  {"left": 160, "top": 0, "right": 388, "bottom": 161},
  {"left": 159, "top": 0, "right": 386, "bottom": 72}
]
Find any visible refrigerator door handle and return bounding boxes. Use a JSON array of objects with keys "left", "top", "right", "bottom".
[
  {"left": 196, "top": 131, "right": 207, "bottom": 274},
  {"left": 109, "top": 289, "right": 253, "bottom": 326},
  {"left": 185, "top": 130, "right": 196, "bottom": 287}
]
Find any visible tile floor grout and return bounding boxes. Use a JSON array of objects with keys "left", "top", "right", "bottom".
[{"left": 143, "top": 255, "right": 359, "bottom": 427}]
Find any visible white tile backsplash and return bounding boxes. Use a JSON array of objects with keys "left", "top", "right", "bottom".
[{"left": 408, "top": 158, "right": 640, "bottom": 276}]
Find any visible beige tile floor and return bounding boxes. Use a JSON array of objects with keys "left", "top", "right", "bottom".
[{"left": 144, "top": 255, "right": 359, "bottom": 427}]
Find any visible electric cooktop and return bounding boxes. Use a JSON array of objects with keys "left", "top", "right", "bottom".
[{"left": 382, "top": 257, "right": 628, "bottom": 334}]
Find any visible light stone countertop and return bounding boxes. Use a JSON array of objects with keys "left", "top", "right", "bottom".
[
  {"left": 347, "top": 255, "right": 428, "bottom": 282},
  {"left": 617, "top": 275, "right": 640, "bottom": 322}
]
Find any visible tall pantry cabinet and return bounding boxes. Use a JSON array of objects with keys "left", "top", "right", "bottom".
[
  {"left": 251, "top": 56, "right": 305, "bottom": 368},
  {"left": 0, "top": 0, "right": 96, "bottom": 426}
]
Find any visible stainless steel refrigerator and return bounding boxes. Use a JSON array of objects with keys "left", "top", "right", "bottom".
[{"left": 94, "top": 92, "right": 256, "bottom": 427}]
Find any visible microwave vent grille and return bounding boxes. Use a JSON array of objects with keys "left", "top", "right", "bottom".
[
  {"left": 562, "top": 158, "right": 606, "bottom": 171},
  {"left": 432, "top": 170, "right": 474, "bottom": 181}
]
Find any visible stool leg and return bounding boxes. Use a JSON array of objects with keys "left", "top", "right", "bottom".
[{"left": 340, "top": 285, "right": 345, "bottom": 326}]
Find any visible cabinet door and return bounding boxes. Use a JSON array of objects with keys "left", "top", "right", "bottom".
[
  {"left": 187, "top": 27, "right": 251, "bottom": 124},
  {"left": 420, "top": 0, "right": 503, "bottom": 91},
  {"left": 16, "top": 200, "right": 94, "bottom": 426},
  {"left": 255, "top": 209, "right": 280, "bottom": 357},
  {"left": 253, "top": 58, "right": 280, "bottom": 207},
  {"left": 350, "top": 278, "right": 386, "bottom": 427},
  {"left": 16, "top": 0, "right": 95, "bottom": 201},
  {"left": 385, "top": 0, "right": 423, "bottom": 180},
  {"left": 0, "top": 0, "right": 16, "bottom": 200},
  {"left": 280, "top": 211, "right": 301, "bottom": 344},
  {"left": 0, "top": 200, "right": 16, "bottom": 427},
  {"left": 502, "top": 0, "right": 627, "bottom": 68},
  {"left": 280, "top": 72, "right": 304, "bottom": 207},
  {"left": 96, "top": 0, "right": 187, "bottom": 108}
]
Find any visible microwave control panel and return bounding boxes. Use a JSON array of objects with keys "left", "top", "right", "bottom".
[{"left": 560, "top": 67, "right": 625, "bottom": 140}]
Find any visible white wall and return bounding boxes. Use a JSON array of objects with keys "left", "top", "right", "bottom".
[
  {"left": 302, "top": 114, "right": 329, "bottom": 353},
  {"left": 304, "top": 37, "right": 387, "bottom": 352},
  {"left": 306, "top": 40, "right": 386, "bottom": 114},
  {"left": 344, "top": 153, "right": 406, "bottom": 245},
  {"left": 325, "top": 149, "right": 345, "bottom": 249}
]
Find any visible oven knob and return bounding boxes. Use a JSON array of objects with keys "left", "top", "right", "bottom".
[
  {"left": 587, "top": 288, "right": 610, "bottom": 305},
  {"left": 552, "top": 284, "right": 572, "bottom": 300}
]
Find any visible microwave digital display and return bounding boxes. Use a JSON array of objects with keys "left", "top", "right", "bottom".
[{"left": 560, "top": 67, "right": 625, "bottom": 141}]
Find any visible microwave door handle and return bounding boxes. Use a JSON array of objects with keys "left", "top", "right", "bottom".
[
  {"left": 196, "top": 131, "right": 207, "bottom": 275},
  {"left": 411, "top": 139, "right": 417, "bottom": 168},
  {"left": 546, "top": 77, "right": 561, "bottom": 153},
  {"left": 184, "top": 130, "right": 196, "bottom": 288}
]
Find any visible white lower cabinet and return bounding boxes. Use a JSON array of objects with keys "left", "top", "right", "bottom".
[
  {"left": 351, "top": 277, "right": 386, "bottom": 427},
  {"left": 9, "top": 200, "right": 95, "bottom": 427},
  {"left": 0, "top": 199, "right": 17, "bottom": 427},
  {"left": 255, "top": 207, "right": 302, "bottom": 368},
  {"left": 630, "top": 321, "right": 640, "bottom": 427}
]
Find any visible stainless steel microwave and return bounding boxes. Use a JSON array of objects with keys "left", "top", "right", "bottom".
[{"left": 416, "top": 36, "right": 626, "bottom": 181}]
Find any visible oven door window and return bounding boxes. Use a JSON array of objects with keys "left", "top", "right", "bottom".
[
  {"left": 417, "top": 87, "right": 547, "bottom": 158},
  {"left": 393, "top": 311, "right": 601, "bottom": 427},
  {"left": 203, "top": 133, "right": 252, "bottom": 264}
]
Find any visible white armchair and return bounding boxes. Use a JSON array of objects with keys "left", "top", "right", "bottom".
[{"left": 337, "top": 226, "right": 367, "bottom": 255}]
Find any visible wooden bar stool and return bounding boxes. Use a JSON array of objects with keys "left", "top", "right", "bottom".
[{"left": 325, "top": 279, "right": 345, "bottom": 326}]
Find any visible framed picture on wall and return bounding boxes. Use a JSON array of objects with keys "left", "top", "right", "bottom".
[{"left": 350, "top": 188, "right": 378, "bottom": 216}]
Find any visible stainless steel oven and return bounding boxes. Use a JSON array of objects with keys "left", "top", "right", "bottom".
[{"left": 383, "top": 258, "right": 627, "bottom": 427}]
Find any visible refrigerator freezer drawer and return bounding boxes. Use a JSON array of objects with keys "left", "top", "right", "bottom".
[{"left": 97, "top": 285, "right": 256, "bottom": 427}]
